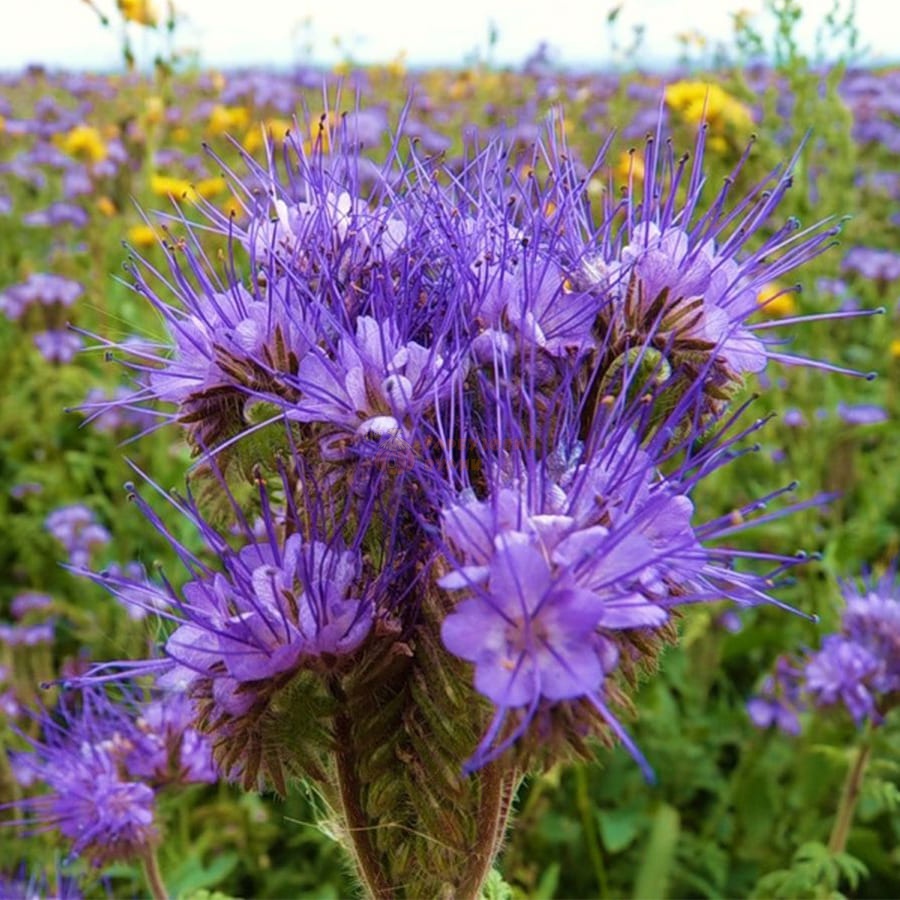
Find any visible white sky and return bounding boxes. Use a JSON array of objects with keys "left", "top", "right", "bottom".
[{"left": 0, "top": 0, "right": 896, "bottom": 70}]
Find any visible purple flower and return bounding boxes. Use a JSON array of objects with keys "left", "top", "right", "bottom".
[
  {"left": 77, "top": 466, "right": 399, "bottom": 789},
  {"left": 8, "top": 690, "right": 160, "bottom": 867},
  {"left": 45, "top": 504, "right": 110, "bottom": 568},
  {"left": 10, "top": 592, "right": 53, "bottom": 619},
  {"left": 161, "top": 535, "right": 370, "bottom": 688},
  {"left": 751, "top": 564, "right": 900, "bottom": 731},
  {"left": 0, "top": 622, "right": 55, "bottom": 646},
  {"left": 805, "top": 635, "right": 880, "bottom": 724},
  {"left": 33, "top": 329, "right": 82, "bottom": 363},
  {"left": 23, "top": 202, "right": 89, "bottom": 228},
  {"left": 842, "top": 246, "right": 900, "bottom": 282},
  {"left": 442, "top": 539, "right": 609, "bottom": 707},
  {"left": 127, "top": 693, "right": 218, "bottom": 785},
  {"left": 836, "top": 402, "right": 888, "bottom": 425},
  {"left": 0, "top": 273, "right": 82, "bottom": 320}
]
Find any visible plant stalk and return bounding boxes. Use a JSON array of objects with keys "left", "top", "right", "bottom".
[
  {"left": 827, "top": 729, "right": 872, "bottom": 855},
  {"left": 141, "top": 847, "right": 168, "bottom": 900}
]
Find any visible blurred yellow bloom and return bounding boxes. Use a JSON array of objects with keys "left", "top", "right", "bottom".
[
  {"left": 95, "top": 196, "right": 117, "bottom": 217},
  {"left": 60, "top": 124, "right": 107, "bottom": 164},
  {"left": 117, "top": 0, "right": 158, "bottom": 26},
  {"left": 144, "top": 95, "right": 166, "bottom": 126},
  {"left": 151, "top": 173, "right": 194, "bottom": 198},
  {"left": 207, "top": 105, "right": 250, "bottom": 137},
  {"left": 221, "top": 197, "right": 244, "bottom": 219},
  {"left": 127, "top": 224, "right": 160, "bottom": 248},
  {"left": 615, "top": 150, "right": 644, "bottom": 183},
  {"left": 665, "top": 81, "right": 754, "bottom": 133},
  {"left": 243, "top": 118, "right": 294, "bottom": 154},
  {"left": 0, "top": 114, "right": 5, "bottom": 133},
  {"left": 194, "top": 177, "right": 228, "bottom": 199},
  {"left": 756, "top": 282, "right": 797, "bottom": 318},
  {"left": 890, "top": 338, "right": 900, "bottom": 359},
  {"left": 171, "top": 127, "right": 190, "bottom": 144},
  {"left": 149, "top": 173, "right": 227, "bottom": 202}
]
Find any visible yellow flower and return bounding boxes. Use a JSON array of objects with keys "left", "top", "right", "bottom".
[
  {"left": 117, "top": 0, "right": 158, "bottom": 26},
  {"left": 207, "top": 105, "right": 250, "bottom": 137},
  {"left": 144, "top": 95, "right": 166, "bottom": 127},
  {"left": 665, "top": 81, "right": 754, "bottom": 133},
  {"left": 60, "top": 124, "right": 107, "bottom": 164},
  {"left": 890, "top": 338, "right": 900, "bottom": 359},
  {"left": 194, "top": 177, "right": 228, "bottom": 199},
  {"left": 95, "top": 196, "right": 117, "bottom": 217},
  {"left": 221, "top": 197, "right": 244, "bottom": 219},
  {"left": 150, "top": 173, "right": 196, "bottom": 200},
  {"left": 127, "top": 224, "right": 159, "bottom": 248},
  {"left": 615, "top": 150, "right": 644, "bottom": 183},
  {"left": 756, "top": 282, "right": 797, "bottom": 318},
  {"left": 243, "top": 118, "right": 294, "bottom": 154}
]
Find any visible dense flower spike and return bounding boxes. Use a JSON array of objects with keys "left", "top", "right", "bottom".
[
  {"left": 8, "top": 688, "right": 215, "bottom": 868},
  {"left": 78, "top": 107, "right": 866, "bottom": 772},
  {"left": 750, "top": 565, "right": 900, "bottom": 732}
]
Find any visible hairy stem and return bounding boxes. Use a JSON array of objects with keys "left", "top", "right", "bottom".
[
  {"left": 456, "top": 764, "right": 519, "bottom": 900},
  {"left": 332, "top": 705, "right": 395, "bottom": 899},
  {"left": 827, "top": 730, "right": 872, "bottom": 856},
  {"left": 141, "top": 847, "right": 168, "bottom": 900}
]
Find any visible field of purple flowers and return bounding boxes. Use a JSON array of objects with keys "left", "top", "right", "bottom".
[{"left": 1, "top": 7, "right": 900, "bottom": 899}]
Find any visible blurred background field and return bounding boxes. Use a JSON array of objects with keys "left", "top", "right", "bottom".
[{"left": 1, "top": 1, "right": 899, "bottom": 897}]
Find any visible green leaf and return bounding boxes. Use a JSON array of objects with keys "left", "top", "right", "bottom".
[
  {"left": 167, "top": 852, "right": 239, "bottom": 899},
  {"left": 632, "top": 803, "right": 680, "bottom": 900},
  {"left": 597, "top": 805, "right": 642, "bottom": 853}
]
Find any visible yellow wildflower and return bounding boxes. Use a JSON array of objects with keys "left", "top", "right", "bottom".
[
  {"left": 194, "top": 177, "right": 228, "bottom": 199},
  {"left": 665, "top": 81, "right": 754, "bottom": 133},
  {"left": 127, "top": 224, "right": 159, "bottom": 248},
  {"left": 60, "top": 124, "right": 107, "bottom": 164},
  {"left": 150, "top": 173, "right": 194, "bottom": 199},
  {"left": 221, "top": 197, "right": 244, "bottom": 219},
  {"left": 243, "top": 118, "right": 294, "bottom": 154},
  {"left": 207, "top": 105, "right": 250, "bottom": 137},
  {"left": 890, "top": 338, "right": 900, "bottom": 359},
  {"left": 117, "top": 0, "right": 158, "bottom": 26},
  {"left": 95, "top": 196, "right": 117, "bottom": 217},
  {"left": 756, "top": 282, "right": 797, "bottom": 318},
  {"left": 144, "top": 95, "right": 165, "bottom": 126},
  {"left": 615, "top": 150, "right": 645, "bottom": 184}
]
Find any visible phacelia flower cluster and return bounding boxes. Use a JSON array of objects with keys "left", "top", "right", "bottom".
[
  {"left": 8, "top": 688, "right": 216, "bottom": 868},
  {"left": 77, "top": 108, "right": 870, "bottom": 787},
  {"left": 749, "top": 565, "right": 900, "bottom": 732}
]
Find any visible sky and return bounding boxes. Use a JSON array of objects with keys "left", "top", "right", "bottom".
[{"left": 0, "top": 0, "right": 895, "bottom": 71}]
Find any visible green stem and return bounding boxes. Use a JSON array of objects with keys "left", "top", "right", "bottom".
[
  {"left": 575, "top": 765, "right": 609, "bottom": 899},
  {"left": 141, "top": 847, "right": 168, "bottom": 900},
  {"left": 827, "top": 728, "right": 872, "bottom": 855}
]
